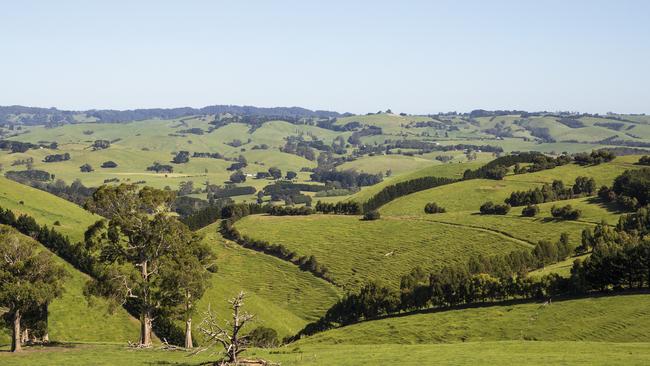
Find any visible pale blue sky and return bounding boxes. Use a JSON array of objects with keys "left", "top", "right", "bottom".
[{"left": 1, "top": 0, "right": 648, "bottom": 114}]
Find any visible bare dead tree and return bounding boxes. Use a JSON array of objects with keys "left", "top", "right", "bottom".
[{"left": 197, "top": 291, "right": 255, "bottom": 365}]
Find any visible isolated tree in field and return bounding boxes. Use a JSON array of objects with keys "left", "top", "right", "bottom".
[
  {"left": 198, "top": 291, "right": 255, "bottom": 364},
  {"left": 0, "top": 226, "right": 66, "bottom": 352},
  {"left": 161, "top": 236, "right": 217, "bottom": 348},
  {"left": 84, "top": 184, "right": 198, "bottom": 347}
]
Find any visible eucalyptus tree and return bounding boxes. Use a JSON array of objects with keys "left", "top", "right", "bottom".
[
  {"left": 0, "top": 226, "right": 66, "bottom": 352},
  {"left": 85, "top": 184, "right": 211, "bottom": 347}
]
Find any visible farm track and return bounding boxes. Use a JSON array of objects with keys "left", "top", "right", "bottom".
[{"left": 384, "top": 215, "right": 536, "bottom": 248}]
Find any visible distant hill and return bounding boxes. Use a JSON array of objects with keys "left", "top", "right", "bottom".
[{"left": 0, "top": 104, "right": 349, "bottom": 125}]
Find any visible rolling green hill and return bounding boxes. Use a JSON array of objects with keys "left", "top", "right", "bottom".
[
  {"left": 380, "top": 155, "right": 640, "bottom": 216},
  {"left": 194, "top": 223, "right": 340, "bottom": 338},
  {"left": 0, "top": 176, "right": 99, "bottom": 241},
  {"left": 236, "top": 214, "right": 531, "bottom": 290}
]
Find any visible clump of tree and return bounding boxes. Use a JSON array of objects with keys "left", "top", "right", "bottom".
[
  {"left": 177, "top": 128, "right": 204, "bottom": 135},
  {"left": 227, "top": 162, "right": 247, "bottom": 171},
  {"left": 5, "top": 170, "right": 52, "bottom": 182},
  {"left": 505, "top": 177, "right": 595, "bottom": 206},
  {"left": 612, "top": 168, "right": 650, "bottom": 206},
  {"left": 310, "top": 169, "right": 383, "bottom": 189},
  {"left": 268, "top": 167, "right": 282, "bottom": 180},
  {"left": 598, "top": 185, "right": 639, "bottom": 211},
  {"left": 172, "top": 151, "right": 190, "bottom": 164},
  {"left": 0, "top": 140, "right": 39, "bottom": 153},
  {"left": 79, "top": 163, "right": 94, "bottom": 172},
  {"left": 550, "top": 204, "right": 582, "bottom": 220},
  {"left": 573, "top": 150, "right": 615, "bottom": 166},
  {"left": 193, "top": 152, "right": 224, "bottom": 160},
  {"left": 180, "top": 198, "right": 235, "bottom": 230},
  {"left": 229, "top": 170, "right": 246, "bottom": 183},
  {"left": 226, "top": 139, "right": 244, "bottom": 148},
  {"left": 424, "top": 202, "right": 446, "bottom": 214},
  {"left": 268, "top": 205, "right": 314, "bottom": 216},
  {"left": 101, "top": 161, "right": 118, "bottom": 168},
  {"left": 315, "top": 201, "right": 361, "bottom": 215},
  {"left": 363, "top": 176, "right": 455, "bottom": 212},
  {"left": 0, "top": 226, "right": 67, "bottom": 352},
  {"left": 435, "top": 155, "right": 454, "bottom": 163},
  {"left": 92, "top": 140, "right": 110, "bottom": 150},
  {"left": 147, "top": 162, "right": 173, "bottom": 173},
  {"left": 479, "top": 201, "right": 510, "bottom": 215},
  {"left": 363, "top": 210, "right": 380, "bottom": 220},
  {"left": 43, "top": 153, "right": 70, "bottom": 163},
  {"left": 521, "top": 204, "right": 540, "bottom": 217},
  {"left": 463, "top": 152, "right": 562, "bottom": 180},
  {"left": 209, "top": 185, "right": 256, "bottom": 199}
]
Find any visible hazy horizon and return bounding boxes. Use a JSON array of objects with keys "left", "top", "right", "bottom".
[{"left": 2, "top": 0, "right": 649, "bottom": 115}]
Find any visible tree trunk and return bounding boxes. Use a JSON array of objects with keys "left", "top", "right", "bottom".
[
  {"left": 140, "top": 310, "right": 153, "bottom": 347},
  {"left": 139, "top": 260, "right": 153, "bottom": 347},
  {"left": 11, "top": 310, "right": 21, "bottom": 352},
  {"left": 184, "top": 317, "right": 192, "bottom": 349}
]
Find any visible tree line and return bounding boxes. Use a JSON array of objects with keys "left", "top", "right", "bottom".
[
  {"left": 505, "top": 177, "right": 596, "bottom": 206},
  {"left": 362, "top": 176, "right": 456, "bottom": 212},
  {"left": 315, "top": 201, "right": 362, "bottom": 215}
]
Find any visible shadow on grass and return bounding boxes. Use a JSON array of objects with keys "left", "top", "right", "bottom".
[
  {"left": 585, "top": 196, "right": 628, "bottom": 215},
  {"left": 0, "top": 341, "right": 79, "bottom": 353}
]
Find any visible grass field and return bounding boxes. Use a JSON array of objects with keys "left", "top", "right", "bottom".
[
  {"left": 236, "top": 215, "right": 530, "bottom": 290},
  {"left": 3, "top": 341, "right": 650, "bottom": 365}
]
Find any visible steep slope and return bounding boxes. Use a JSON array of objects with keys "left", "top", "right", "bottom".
[{"left": 194, "top": 223, "right": 341, "bottom": 338}]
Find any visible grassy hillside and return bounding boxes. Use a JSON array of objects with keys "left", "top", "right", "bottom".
[
  {"left": 236, "top": 215, "right": 530, "bottom": 290},
  {"left": 345, "top": 156, "right": 489, "bottom": 203},
  {"left": 381, "top": 156, "right": 640, "bottom": 216},
  {"left": 194, "top": 224, "right": 341, "bottom": 338},
  {"left": 300, "top": 293, "right": 650, "bottom": 345},
  {"left": 0, "top": 176, "right": 99, "bottom": 241},
  {"left": 0, "top": 225, "right": 140, "bottom": 345}
]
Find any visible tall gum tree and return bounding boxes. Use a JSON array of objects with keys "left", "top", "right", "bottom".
[{"left": 85, "top": 184, "right": 205, "bottom": 347}]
